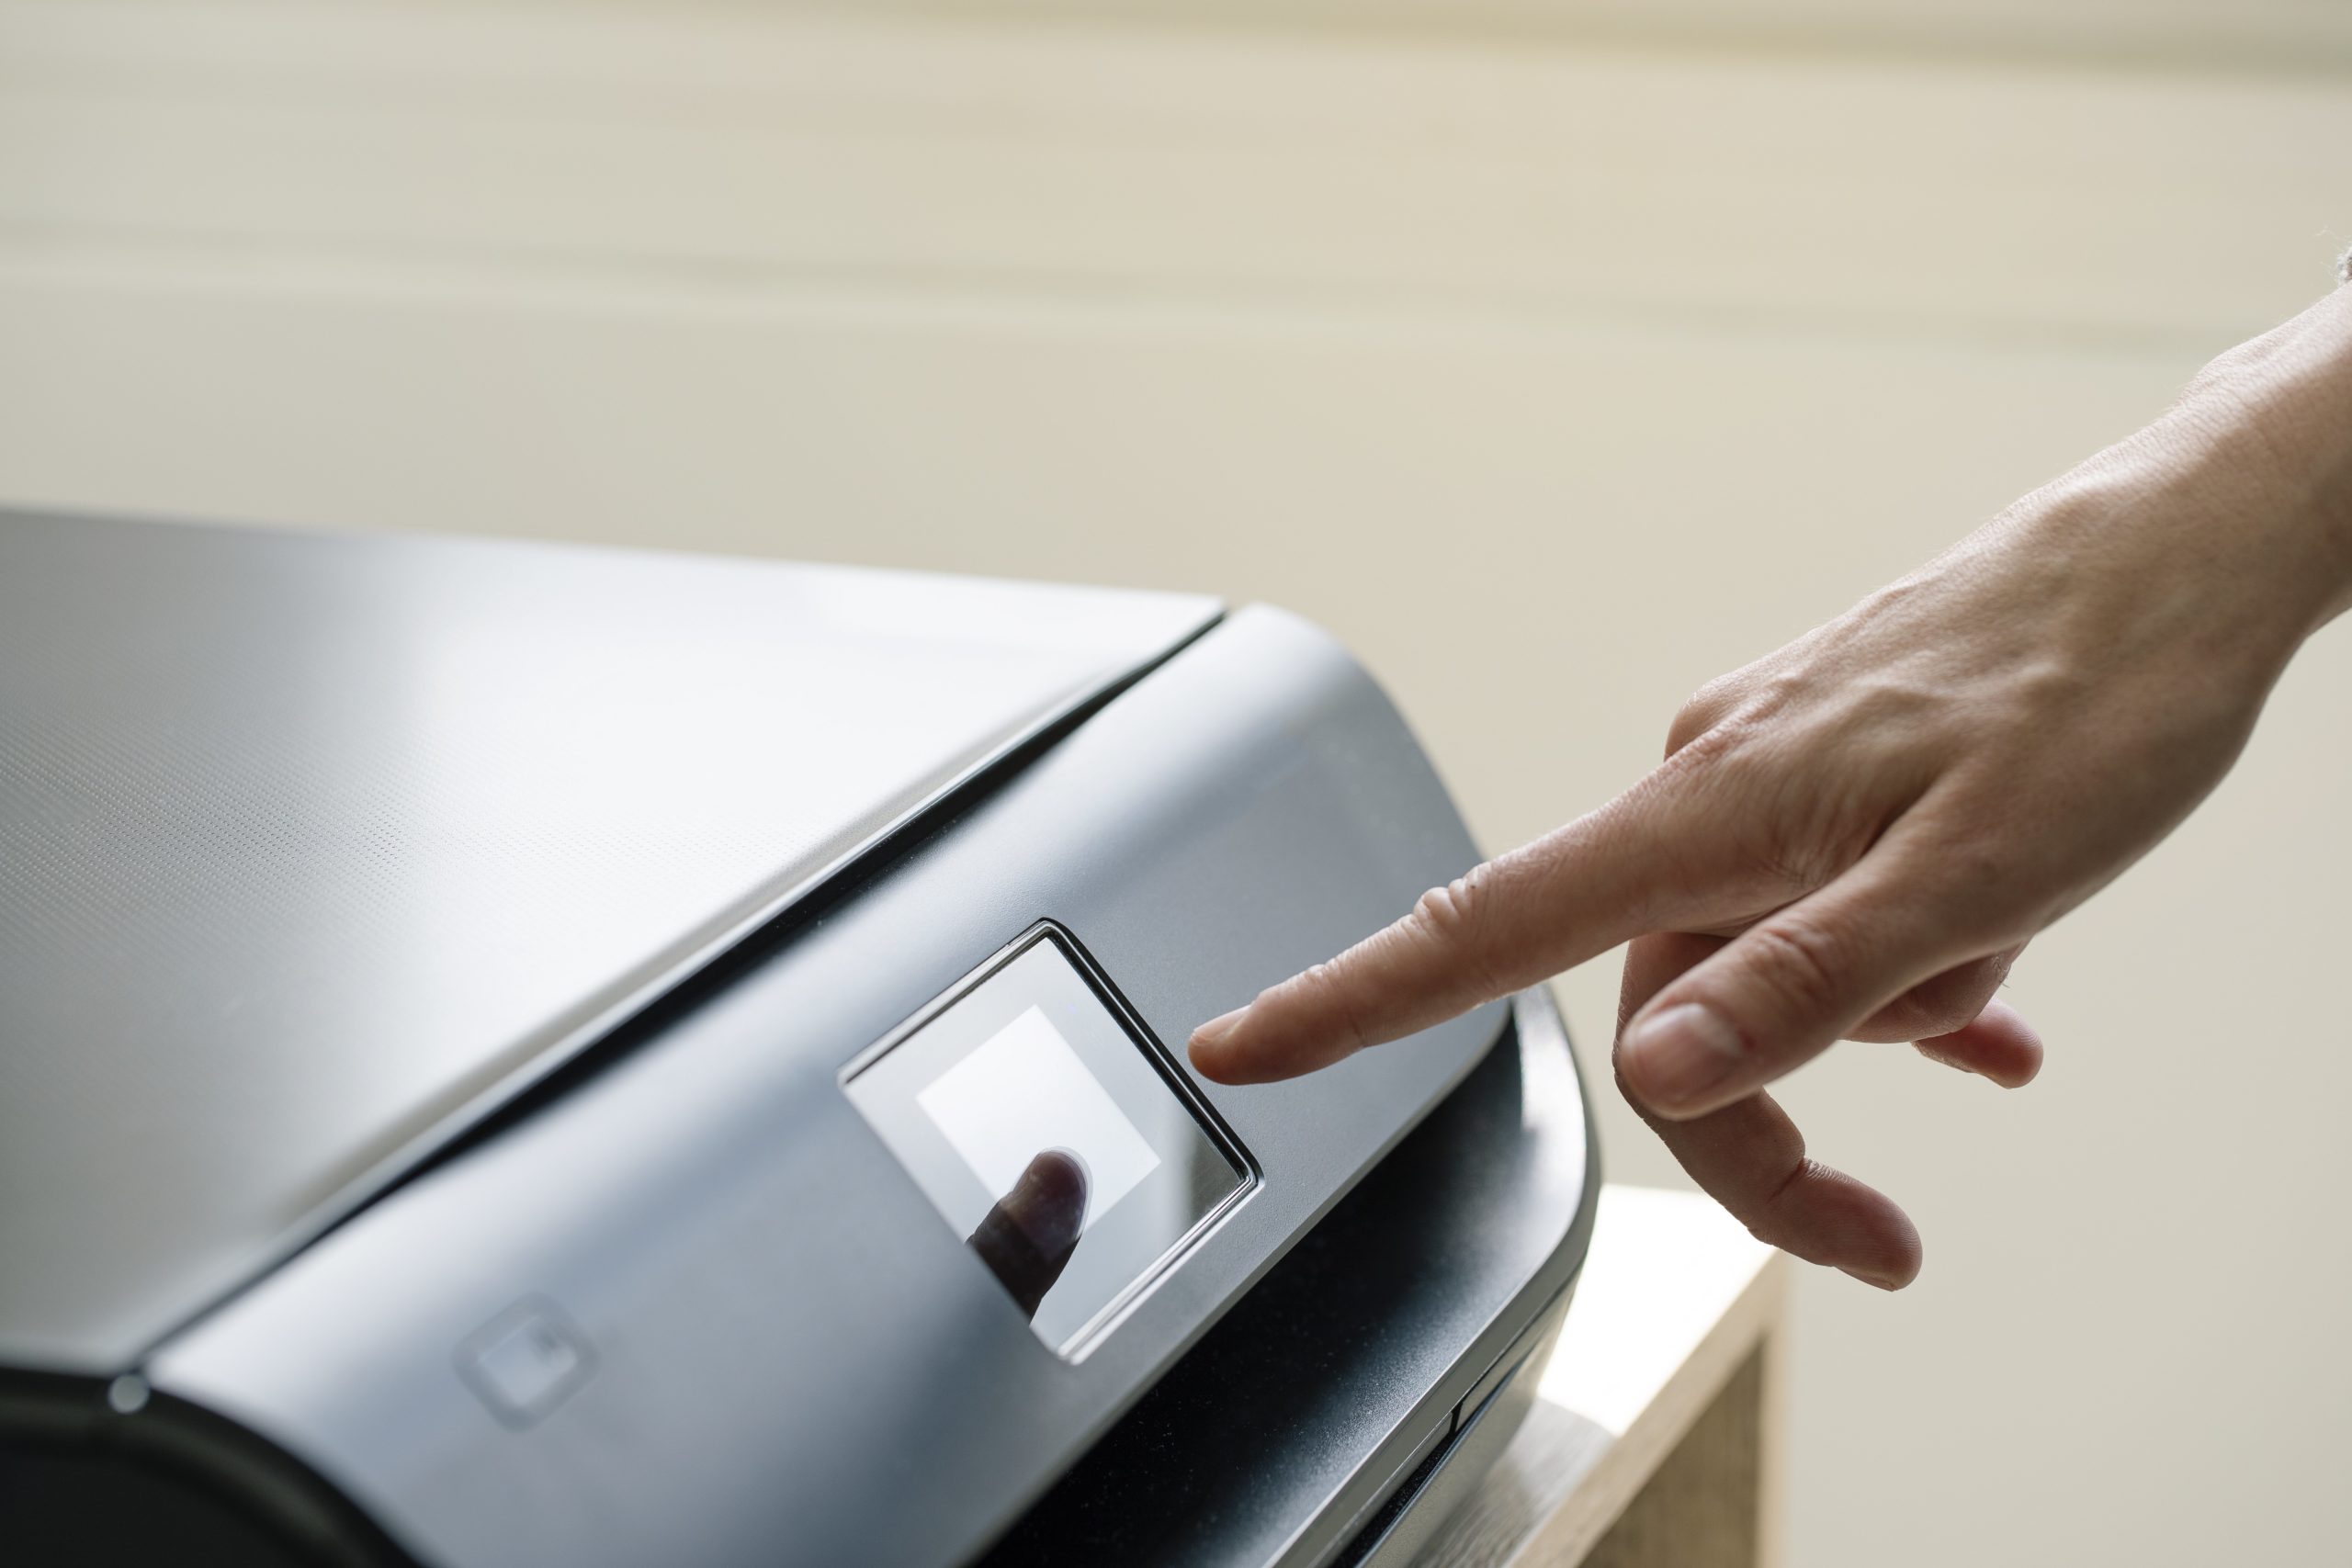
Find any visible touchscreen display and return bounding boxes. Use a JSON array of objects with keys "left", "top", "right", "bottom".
[
  {"left": 844, "top": 928, "right": 1253, "bottom": 1357},
  {"left": 916, "top": 1006, "right": 1162, "bottom": 1229}
]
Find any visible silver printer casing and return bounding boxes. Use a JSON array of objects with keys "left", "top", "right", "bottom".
[{"left": 0, "top": 512, "right": 1597, "bottom": 1568}]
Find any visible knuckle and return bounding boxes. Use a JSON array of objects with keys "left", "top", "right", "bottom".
[
  {"left": 1739, "top": 1209, "right": 1794, "bottom": 1254},
  {"left": 1663, "top": 702, "right": 1714, "bottom": 759},
  {"left": 1865, "top": 994, "right": 1958, "bottom": 1043},
  {"left": 1889, "top": 954, "right": 2009, "bottom": 1036},
  {"left": 1295, "top": 959, "right": 1376, "bottom": 1055},
  {"left": 1739, "top": 1156, "right": 1824, "bottom": 1254},
  {"left": 1750, "top": 823, "right": 1863, "bottom": 897},
  {"left": 1664, "top": 671, "right": 1754, "bottom": 759},
  {"left": 1752, "top": 742, "right": 1899, "bottom": 880},
  {"left": 1717, "top": 757, "right": 1895, "bottom": 899},
  {"left": 1743, "top": 917, "right": 1849, "bottom": 1022},
  {"left": 1408, "top": 865, "right": 1506, "bottom": 997},
  {"left": 1411, "top": 876, "right": 1476, "bottom": 944},
  {"left": 1881, "top": 830, "right": 2036, "bottom": 953},
  {"left": 1655, "top": 709, "right": 1751, "bottom": 789}
]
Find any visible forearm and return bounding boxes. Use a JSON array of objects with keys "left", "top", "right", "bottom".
[
  {"left": 2279, "top": 284, "right": 2352, "bottom": 624},
  {"left": 2169, "top": 283, "right": 2352, "bottom": 640},
  {"left": 1936, "top": 284, "right": 2352, "bottom": 713}
]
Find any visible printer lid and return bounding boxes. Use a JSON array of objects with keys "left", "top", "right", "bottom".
[{"left": 0, "top": 512, "right": 1219, "bottom": 1373}]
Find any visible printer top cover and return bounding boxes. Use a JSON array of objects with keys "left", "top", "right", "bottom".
[{"left": 0, "top": 512, "right": 1219, "bottom": 1372}]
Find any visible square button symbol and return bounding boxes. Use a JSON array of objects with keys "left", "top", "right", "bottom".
[{"left": 458, "top": 1299, "right": 597, "bottom": 1429}]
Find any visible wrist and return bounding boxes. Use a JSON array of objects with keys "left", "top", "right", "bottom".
[
  {"left": 2301, "top": 287, "right": 2352, "bottom": 615},
  {"left": 2180, "top": 287, "right": 2352, "bottom": 639},
  {"left": 1983, "top": 291, "right": 2352, "bottom": 712},
  {"left": 2086, "top": 285, "right": 2352, "bottom": 696}
]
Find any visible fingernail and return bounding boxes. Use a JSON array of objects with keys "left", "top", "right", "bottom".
[
  {"left": 1838, "top": 1265, "right": 1904, "bottom": 1292},
  {"left": 1189, "top": 1008, "right": 1247, "bottom": 1059},
  {"left": 1621, "top": 1003, "right": 1745, "bottom": 1111}
]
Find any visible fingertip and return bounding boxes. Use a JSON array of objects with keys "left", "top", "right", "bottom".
[
  {"left": 1875, "top": 1211, "right": 1923, "bottom": 1289},
  {"left": 1186, "top": 1008, "right": 1254, "bottom": 1085},
  {"left": 1777, "top": 1162, "right": 1922, "bottom": 1290},
  {"left": 1188, "top": 991, "right": 1371, "bottom": 1085},
  {"left": 1845, "top": 1194, "right": 1922, "bottom": 1291},
  {"left": 1026, "top": 1148, "right": 1089, "bottom": 1209},
  {"left": 1979, "top": 998, "right": 2045, "bottom": 1087},
  {"left": 1003, "top": 1149, "right": 1090, "bottom": 1257},
  {"left": 1914, "top": 998, "right": 2044, "bottom": 1089},
  {"left": 1839, "top": 1262, "right": 1912, "bottom": 1292}
]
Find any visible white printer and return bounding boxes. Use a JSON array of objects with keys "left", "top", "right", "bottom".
[{"left": 0, "top": 512, "right": 1597, "bottom": 1567}]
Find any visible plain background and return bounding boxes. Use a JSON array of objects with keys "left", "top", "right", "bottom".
[{"left": 5, "top": 2, "right": 2349, "bottom": 1561}]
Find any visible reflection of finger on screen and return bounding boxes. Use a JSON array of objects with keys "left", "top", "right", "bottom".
[
  {"left": 918, "top": 1006, "right": 1157, "bottom": 1232},
  {"left": 1005, "top": 1148, "right": 1089, "bottom": 1254},
  {"left": 966, "top": 1150, "right": 1090, "bottom": 1317}
]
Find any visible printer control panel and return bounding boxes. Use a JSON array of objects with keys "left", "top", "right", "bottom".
[{"left": 844, "top": 926, "right": 1255, "bottom": 1358}]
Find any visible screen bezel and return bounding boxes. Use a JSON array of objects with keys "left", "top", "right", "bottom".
[{"left": 841, "top": 921, "right": 1260, "bottom": 1359}]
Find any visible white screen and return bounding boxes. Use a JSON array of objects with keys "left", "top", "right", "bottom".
[{"left": 915, "top": 1005, "right": 1162, "bottom": 1230}]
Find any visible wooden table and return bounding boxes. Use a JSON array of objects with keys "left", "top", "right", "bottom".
[{"left": 1415, "top": 1187, "right": 1786, "bottom": 1568}]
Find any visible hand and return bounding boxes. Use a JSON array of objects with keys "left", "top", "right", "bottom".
[{"left": 1191, "top": 285, "right": 2352, "bottom": 1288}]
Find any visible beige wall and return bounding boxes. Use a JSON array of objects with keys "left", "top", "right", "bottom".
[{"left": 5, "top": 4, "right": 2348, "bottom": 1561}]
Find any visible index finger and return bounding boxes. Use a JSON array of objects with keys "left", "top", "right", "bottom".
[{"left": 1188, "top": 765, "right": 1752, "bottom": 1084}]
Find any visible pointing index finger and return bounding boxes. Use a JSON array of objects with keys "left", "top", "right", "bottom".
[{"left": 1188, "top": 780, "right": 1716, "bottom": 1084}]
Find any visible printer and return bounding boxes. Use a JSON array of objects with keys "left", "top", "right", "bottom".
[{"left": 0, "top": 511, "right": 1598, "bottom": 1567}]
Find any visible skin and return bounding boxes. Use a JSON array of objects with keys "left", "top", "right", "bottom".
[{"left": 1190, "top": 281, "right": 2352, "bottom": 1291}]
